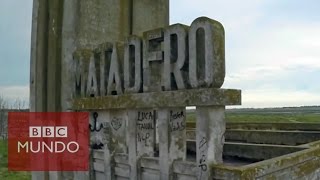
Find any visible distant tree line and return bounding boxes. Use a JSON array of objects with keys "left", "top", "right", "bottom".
[
  {"left": 0, "top": 95, "right": 28, "bottom": 110},
  {"left": 0, "top": 95, "right": 29, "bottom": 139}
]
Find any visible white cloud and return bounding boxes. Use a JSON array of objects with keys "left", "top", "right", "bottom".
[
  {"left": 0, "top": 85, "right": 29, "bottom": 107},
  {"left": 224, "top": 23, "right": 320, "bottom": 88},
  {"left": 170, "top": 0, "right": 268, "bottom": 27},
  {"left": 242, "top": 89, "right": 320, "bottom": 108},
  {"left": 171, "top": 1, "right": 320, "bottom": 107}
]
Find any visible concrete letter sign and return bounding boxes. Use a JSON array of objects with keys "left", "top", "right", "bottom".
[{"left": 74, "top": 17, "right": 226, "bottom": 97}]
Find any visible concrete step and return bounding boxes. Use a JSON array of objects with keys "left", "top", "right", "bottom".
[{"left": 186, "top": 141, "right": 308, "bottom": 161}]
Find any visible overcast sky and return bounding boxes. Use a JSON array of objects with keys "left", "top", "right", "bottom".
[{"left": 0, "top": 0, "right": 319, "bottom": 108}]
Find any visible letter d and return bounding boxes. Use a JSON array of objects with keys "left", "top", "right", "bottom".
[{"left": 55, "top": 141, "right": 66, "bottom": 153}]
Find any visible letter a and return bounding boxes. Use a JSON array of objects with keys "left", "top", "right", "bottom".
[{"left": 107, "top": 43, "right": 123, "bottom": 95}]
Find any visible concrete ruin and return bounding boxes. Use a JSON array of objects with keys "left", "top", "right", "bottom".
[
  {"left": 71, "top": 15, "right": 241, "bottom": 179},
  {"left": 29, "top": 0, "right": 320, "bottom": 180},
  {"left": 187, "top": 122, "right": 320, "bottom": 179}
]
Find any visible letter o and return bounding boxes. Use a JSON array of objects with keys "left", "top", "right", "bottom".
[
  {"left": 189, "top": 17, "right": 225, "bottom": 88},
  {"left": 67, "top": 141, "right": 80, "bottom": 153}
]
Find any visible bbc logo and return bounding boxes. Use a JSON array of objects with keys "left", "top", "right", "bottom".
[{"left": 29, "top": 126, "right": 68, "bottom": 138}]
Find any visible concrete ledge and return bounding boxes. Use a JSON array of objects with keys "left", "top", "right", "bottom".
[
  {"left": 212, "top": 145, "right": 320, "bottom": 180},
  {"left": 187, "top": 141, "right": 307, "bottom": 161},
  {"left": 186, "top": 122, "right": 320, "bottom": 130},
  {"left": 226, "top": 129, "right": 320, "bottom": 146},
  {"left": 186, "top": 129, "right": 320, "bottom": 146},
  {"left": 300, "top": 140, "right": 320, "bottom": 148},
  {"left": 72, "top": 88, "right": 241, "bottom": 110},
  {"left": 223, "top": 142, "right": 307, "bottom": 161}
]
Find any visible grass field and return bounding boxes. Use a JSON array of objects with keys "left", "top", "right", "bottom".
[
  {"left": 0, "top": 140, "right": 31, "bottom": 180},
  {"left": 186, "top": 112, "right": 320, "bottom": 123},
  {"left": 225, "top": 113, "right": 320, "bottom": 123},
  {"left": 186, "top": 107, "right": 320, "bottom": 123}
]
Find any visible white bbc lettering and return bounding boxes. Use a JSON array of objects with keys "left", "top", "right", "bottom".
[
  {"left": 29, "top": 126, "right": 41, "bottom": 137},
  {"left": 55, "top": 126, "right": 68, "bottom": 137},
  {"left": 19, "top": 126, "right": 78, "bottom": 153},
  {"left": 29, "top": 126, "right": 68, "bottom": 138},
  {"left": 42, "top": 126, "right": 55, "bottom": 137}
]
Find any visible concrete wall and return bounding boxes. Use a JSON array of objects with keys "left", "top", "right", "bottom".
[{"left": 213, "top": 143, "right": 320, "bottom": 180}]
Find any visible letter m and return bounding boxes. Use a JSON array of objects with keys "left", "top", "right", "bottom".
[
  {"left": 18, "top": 141, "right": 29, "bottom": 153},
  {"left": 74, "top": 52, "right": 88, "bottom": 97}
]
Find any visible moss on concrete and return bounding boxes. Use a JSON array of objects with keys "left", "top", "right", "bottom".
[
  {"left": 72, "top": 88, "right": 241, "bottom": 110},
  {"left": 212, "top": 145, "right": 320, "bottom": 179}
]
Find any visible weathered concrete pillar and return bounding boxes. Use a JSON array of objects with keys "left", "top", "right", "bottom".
[
  {"left": 30, "top": 0, "right": 48, "bottom": 114},
  {"left": 196, "top": 106, "right": 225, "bottom": 179},
  {"left": 127, "top": 109, "right": 157, "bottom": 180},
  {"left": 76, "top": 0, "right": 131, "bottom": 48},
  {"left": 61, "top": 0, "right": 78, "bottom": 112},
  {"left": 132, "top": 0, "right": 169, "bottom": 36},
  {"left": 158, "top": 108, "right": 186, "bottom": 180},
  {"left": 30, "top": 0, "right": 61, "bottom": 179}
]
